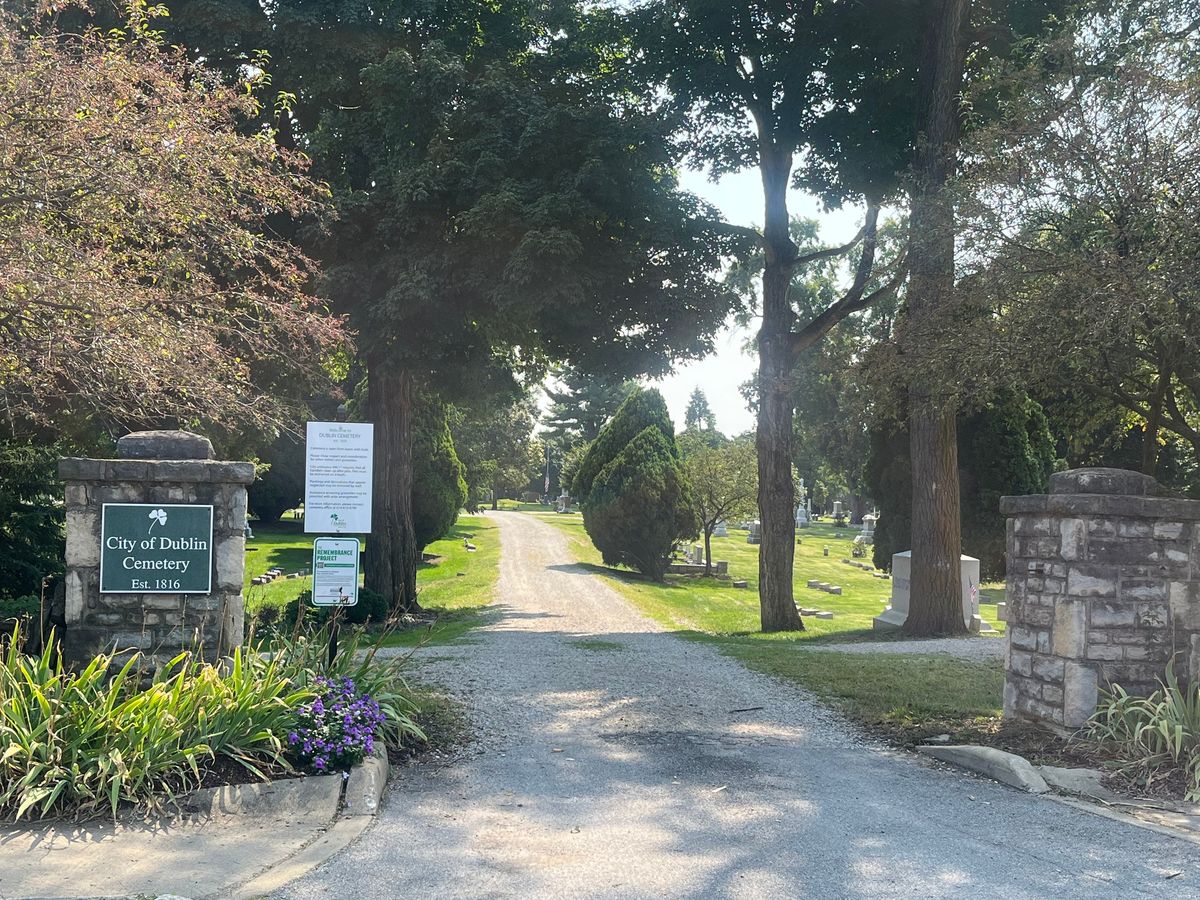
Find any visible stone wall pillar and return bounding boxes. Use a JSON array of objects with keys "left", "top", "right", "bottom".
[
  {"left": 1000, "top": 468, "right": 1200, "bottom": 731},
  {"left": 58, "top": 430, "right": 253, "bottom": 667}
]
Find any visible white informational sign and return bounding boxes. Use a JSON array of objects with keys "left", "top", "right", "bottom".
[
  {"left": 305, "top": 422, "right": 373, "bottom": 534},
  {"left": 311, "top": 537, "right": 360, "bottom": 607}
]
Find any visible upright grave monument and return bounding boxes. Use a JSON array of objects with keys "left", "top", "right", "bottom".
[
  {"left": 873, "top": 550, "right": 992, "bottom": 633},
  {"left": 59, "top": 431, "right": 253, "bottom": 667}
]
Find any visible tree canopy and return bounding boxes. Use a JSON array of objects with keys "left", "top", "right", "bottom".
[{"left": 0, "top": 5, "right": 343, "bottom": 440}]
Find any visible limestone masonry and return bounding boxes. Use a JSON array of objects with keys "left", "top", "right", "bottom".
[
  {"left": 1001, "top": 467, "right": 1200, "bottom": 730},
  {"left": 58, "top": 430, "right": 252, "bottom": 667}
]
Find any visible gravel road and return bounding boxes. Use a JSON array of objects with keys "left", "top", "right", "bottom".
[{"left": 277, "top": 511, "right": 1197, "bottom": 899}]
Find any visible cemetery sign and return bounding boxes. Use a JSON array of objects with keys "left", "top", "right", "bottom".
[
  {"left": 311, "top": 537, "right": 360, "bottom": 607},
  {"left": 305, "top": 422, "right": 374, "bottom": 534},
  {"left": 99, "top": 503, "right": 214, "bottom": 593}
]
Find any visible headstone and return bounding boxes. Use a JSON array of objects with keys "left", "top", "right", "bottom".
[
  {"left": 872, "top": 551, "right": 992, "bottom": 632},
  {"left": 832, "top": 500, "right": 847, "bottom": 527},
  {"left": 795, "top": 504, "right": 809, "bottom": 529},
  {"left": 860, "top": 512, "right": 877, "bottom": 545},
  {"left": 732, "top": 580, "right": 748, "bottom": 589},
  {"left": 59, "top": 430, "right": 252, "bottom": 668},
  {"left": 715, "top": 560, "right": 729, "bottom": 576},
  {"left": 713, "top": 520, "right": 729, "bottom": 537},
  {"left": 556, "top": 492, "right": 572, "bottom": 513},
  {"left": 815, "top": 611, "right": 834, "bottom": 619},
  {"left": 746, "top": 521, "right": 761, "bottom": 544}
]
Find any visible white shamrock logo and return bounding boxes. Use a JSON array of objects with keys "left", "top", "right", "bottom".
[{"left": 148, "top": 508, "right": 168, "bottom": 531}]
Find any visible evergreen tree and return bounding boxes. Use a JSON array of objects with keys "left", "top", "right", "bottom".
[
  {"left": 543, "top": 368, "right": 638, "bottom": 444},
  {"left": 412, "top": 400, "right": 468, "bottom": 552},
  {"left": 684, "top": 387, "right": 718, "bottom": 433},
  {"left": 573, "top": 388, "right": 676, "bottom": 506},
  {"left": 584, "top": 426, "right": 697, "bottom": 581}
]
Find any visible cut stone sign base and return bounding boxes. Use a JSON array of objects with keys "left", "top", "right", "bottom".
[
  {"left": 873, "top": 551, "right": 993, "bottom": 633},
  {"left": 1001, "top": 467, "right": 1200, "bottom": 730},
  {"left": 58, "top": 430, "right": 253, "bottom": 668}
]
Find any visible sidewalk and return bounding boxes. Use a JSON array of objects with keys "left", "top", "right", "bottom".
[{"left": 0, "top": 751, "right": 387, "bottom": 900}]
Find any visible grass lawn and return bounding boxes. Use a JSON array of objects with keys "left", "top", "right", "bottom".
[
  {"left": 244, "top": 516, "right": 501, "bottom": 646},
  {"left": 524, "top": 509, "right": 1005, "bottom": 642},
  {"left": 523, "top": 508, "right": 1005, "bottom": 739}
]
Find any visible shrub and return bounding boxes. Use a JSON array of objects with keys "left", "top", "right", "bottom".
[
  {"left": 583, "top": 426, "right": 697, "bottom": 580},
  {"left": 0, "top": 595, "right": 39, "bottom": 621},
  {"left": 287, "top": 676, "right": 387, "bottom": 773},
  {"left": 1086, "top": 662, "right": 1200, "bottom": 801},
  {"left": 572, "top": 388, "right": 675, "bottom": 505},
  {"left": 413, "top": 401, "right": 468, "bottom": 550},
  {"left": 345, "top": 587, "right": 390, "bottom": 625},
  {"left": 0, "top": 442, "right": 64, "bottom": 599}
]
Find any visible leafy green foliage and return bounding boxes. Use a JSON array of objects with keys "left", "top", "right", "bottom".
[
  {"left": 0, "top": 596, "right": 37, "bottom": 620},
  {"left": 0, "top": 442, "right": 63, "bottom": 599},
  {"left": 583, "top": 426, "right": 697, "bottom": 581},
  {"left": 248, "top": 434, "right": 305, "bottom": 524},
  {"left": 1087, "top": 662, "right": 1200, "bottom": 801},
  {"left": 449, "top": 393, "right": 540, "bottom": 510},
  {"left": 680, "top": 436, "right": 757, "bottom": 568},
  {"left": 413, "top": 401, "right": 468, "bottom": 551},
  {"left": 573, "top": 387, "right": 675, "bottom": 505}
]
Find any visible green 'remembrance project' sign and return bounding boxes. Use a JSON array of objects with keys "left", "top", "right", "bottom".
[{"left": 100, "top": 504, "right": 214, "bottom": 594}]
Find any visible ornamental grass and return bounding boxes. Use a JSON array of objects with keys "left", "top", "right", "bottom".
[{"left": 0, "top": 621, "right": 424, "bottom": 822}]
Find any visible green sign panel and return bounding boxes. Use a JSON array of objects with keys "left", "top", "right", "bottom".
[
  {"left": 311, "top": 537, "right": 360, "bottom": 606},
  {"left": 100, "top": 504, "right": 214, "bottom": 594}
]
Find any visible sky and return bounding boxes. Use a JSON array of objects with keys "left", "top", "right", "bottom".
[{"left": 648, "top": 167, "right": 868, "bottom": 435}]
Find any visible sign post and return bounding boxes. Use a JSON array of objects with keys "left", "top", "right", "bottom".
[
  {"left": 312, "top": 536, "right": 360, "bottom": 667},
  {"left": 305, "top": 421, "right": 373, "bottom": 668},
  {"left": 100, "top": 504, "right": 214, "bottom": 594}
]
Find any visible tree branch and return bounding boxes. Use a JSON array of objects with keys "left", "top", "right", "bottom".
[{"left": 787, "top": 206, "right": 904, "bottom": 356}]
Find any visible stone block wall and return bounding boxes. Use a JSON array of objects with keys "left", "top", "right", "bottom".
[
  {"left": 1000, "top": 468, "right": 1200, "bottom": 730},
  {"left": 58, "top": 431, "right": 253, "bottom": 668}
]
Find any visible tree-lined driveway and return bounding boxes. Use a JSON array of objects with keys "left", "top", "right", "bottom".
[{"left": 279, "top": 511, "right": 1197, "bottom": 899}]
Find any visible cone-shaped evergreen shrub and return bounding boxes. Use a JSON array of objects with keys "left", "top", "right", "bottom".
[
  {"left": 413, "top": 401, "right": 468, "bottom": 550},
  {"left": 572, "top": 387, "right": 675, "bottom": 504},
  {"left": 583, "top": 425, "right": 697, "bottom": 580}
]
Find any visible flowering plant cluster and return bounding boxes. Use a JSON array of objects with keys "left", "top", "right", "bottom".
[{"left": 287, "top": 676, "right": 386, "bottom": 773}]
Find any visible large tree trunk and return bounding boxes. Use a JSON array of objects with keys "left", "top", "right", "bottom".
[
  {"left": 364, "top": 356, "right": 420, "bottom": 614},
  {"left": 703, "top": 524, "right": 713, "bottom": 576},
  {"left": 756, "top": 146, "right": 803, "bottom": 633},
  {"left": 1141, "top": 365, "right": 1169, "bottom": 477},
  {"left": 904, "top": 0, "right": 969, "bottom": 636}
]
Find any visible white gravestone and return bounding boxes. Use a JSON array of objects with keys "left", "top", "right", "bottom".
[
  {"left": 713, "top": 520, "right": 728, "bottom": 537},
  {"left": 872, "top": 551, "right": 993, "bottom": 632}
]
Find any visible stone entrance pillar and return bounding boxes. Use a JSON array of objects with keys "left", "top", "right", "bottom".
[
  {"left": 1001, "top": 468, "right": 1200, "bottom": 731},
  {"left": 58, "top": 430, "right": 253, "bottom": 667}
]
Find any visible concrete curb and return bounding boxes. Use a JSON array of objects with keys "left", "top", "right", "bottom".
[
  {"left": 184, "top": 772, "right": 343, "bottom": 822},
  {"left": 916, "top": 745, "right": 1050, "bottom": 793},
  {"left": 229, "top": 816, "right": 375, "bottom": 899},
  {"left": 221, "top": 746, "right": 390, "bottom": 898},
  {"left": 342, "top": 745, "right": 390, "bottom": 817}
]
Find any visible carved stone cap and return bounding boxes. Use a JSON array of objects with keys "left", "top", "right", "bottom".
[
  {"left": 117, "top": 430, "right": 214, "bottom": 461},
  {"left": 1048, "top": 467, "right": 1162, "bottom": 497}
]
